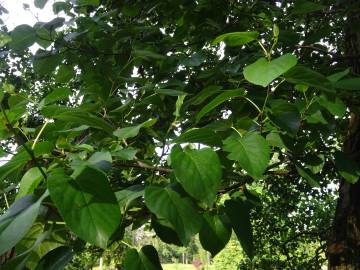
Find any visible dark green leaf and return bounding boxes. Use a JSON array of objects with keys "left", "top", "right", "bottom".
[
  {"left": 170, "top": 146, "right": 222, "bottom": 206},
  {"left": 317, "top": 94, "right": 346, "bottom": 118},
  {"left": 123, "top": 245, "right": 163, "bottom": 270},
  {"left": 0, "top": 31, "right": 11, "bottom": 47},
  {"left": 196, "top": 89, "right": 245, "bottom": 122},
  {"left": 155, "top": 89, "right": 187, "bottom": 96},
  {"left": 334, "top": 151, "right": 360, "bottom": 184},
  {"left": 213, "top": 32, "right": 259, "bottom": 46},
  {"left": 151, "top": 218, "right": 182, "bottom": 246},
  {"left": 333, "top": 78, "right": 360, "bottom": 91},
  {"left": 199, "top": 213, "right": 232, "bottom": 257},
  {"left": 115, "top": 185, "right": 144, "bottom": 211},
  {"left": 223, "top": 132, "right": 270, "bottom": 179},
  {"left": 243, "top": 54, "right": 298, "bottom": 87},
  {"left": 55, "top": 65, "right": 74, "bottom": 83},
  {"left": 10, "top": 25, "right": 36, "bottom": 51},
  {"left": 112, "top": 148, "right": 138, "bottom": 160},
  {"left": 76, "top": 0, "right": 99, "bottom": 6},
  {"left": 284, "top": 66, "right": 333, "bottom": 92},
  {"left": 225, "top": 199, "right": 254, "bottom": 259},
  {"left": 53, "top": 111, "right": 114, "bottom": 134},
  {"left": 188, "top": 85, "right": 222, "bottom": 106},
  {"left": 0, "top": 150, "right": 30, "bottom": 182},
  {"left": 16, "top": 167, "right": 45, "bottom": 199},
  {"left": 292, "top": 0, "right": 325, "bottom": 14},
  {"left": 113, "top": 119, "right": 156, "bottom": 140},
  {"left": 35, "top": 246, "right": 73, "bottom": 270},
  {"left": 0, "top": 192, "right": 48, "bottom": 255},
  {"left": 34, "top": 0, "right": 49, "bottom": 9},
  {"left": 47, "top": 167, "right": 121, "bottom": 248},
  {"left": 327, "top": 68, "right": 350, "bottom": 83},
  {"left": 295, "top": 163, "right": 321, "bottom": 188},
  {"left": 33, "top": 50, "right": 63, "bottom": 76},
  {"left": 174, "top": 128, "right": 222, "bottom": 146},
  {"left": 269, "top": 100, "right": 301, "bottom": 135},
  {"left": 40, "top": 87, "right": 71, "bottom": 106},
  {"left": 144, "top": 186, "right": 202, "bottom": 245}
]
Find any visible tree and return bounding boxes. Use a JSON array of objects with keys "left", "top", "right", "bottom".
[{"left": 0, "top": 0, "right": 359, "bottom": 269}]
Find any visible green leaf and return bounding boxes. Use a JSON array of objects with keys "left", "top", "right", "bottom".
[
  {"left": 35, "top": 246, "right": 73, "bottom": 270},
  {"left": 76, "top": 0, "right": 99, "bottom": 6},
  {"left": 195, "top": 89, "right": 245, "bottom": 122},
  {"left": 144, "top": 186, "right": 202, "bottom": 245},
  {"left": 16, "top": 167, "right": 46, "bottom": 199},
  {"left": 199, "top": 213, "right": 232, "bottom": 257},
  {"left": 266, "top": 131, "right": 291, "bottom": 150},
  {"left": 155, "top": 89, "right": 187, "bottom": 96},
  {"left": 180, "top": 53, "right": 205, "bottom": 67},
  {"left": 188, "top": 85, "right": 222, "bottom": 106},
  {"left": 133, "top": 49, "right": 165, "bottom": 60},
  {"left": 1, "top": 227, "right": 50, "bottom": 270},
  {"left": 295, "top": 163, "right": 321, "bottom": 188},
  {"left": 284, "top": 66, "right": 333, "bottom": 92},
  {"left": 317, "top": 94, "right": 346, "bottom": 118},
  {"left": 174, "top": 128, "right": 222, "bottom": 146},
  {"left": 123, "top": 245, "right": 163, "bottom": 270},
  {"left": 306, "top": 110, "right": 328, "bottom": 124},
  {"left": 212, "top": 31, "right": 259, "bottom": 46},
  {"left": 223, "top": 132, "right": 270, "bottom": 179},
  {"left": 334, "top": 151, "right": 360, "bottom": 184},
  {"left": 34, "top": 23, "right": 52, "bottom": 48},
  {"left": 10, "top": 25, "right": 36, "bottom": 51},
  {"left": 53, "top": 111, "right": 114, "bottom": 134},
  {"left": 33, "top": 50, "right": 63, "bottom": 76},
  {"left": 327, "top": 68, "right": 350, "bottom": 83},
  {"left": 112, "top": 148, "right": 138, "bottom": 160},
  {"left": 0, "top": 31, "right": 12, "bottom": 47},
  {"left": 0, "top": 150, "right": 31, "bottom": 182},
  {"left": 269, "top": 100, "right": 301, "bottom": 135},
  {"left": 170, "top": 146, "right": 222, "bottom": 206},
  {"left": 0, "top": 191, "right": 48, "bottom": 255},
  {"left": 243, "top": 54, "right": 298, "bottom": 87},
  {"left": 40, "top": 87, "right": 71, "bottom": 106},
  {"left": 292, "top": 0, "right": 325, "bottom": 14},
  {"left": 43, "top": 18, "right": 65, "bottom": 30},
  {"left": 55, "top": 65, "right": 74, "bottom": 83},
  {"left": 174, "top": 94, "right": 186, "bottom": 118},
  {"left": 151, "top": 218, "right": 182, "bottom": 246},
  {"left": 333, "top": 78, "right": 360, "bottom": 91},
  {"left": 115, "top": 185, "right": 144, "bottom": 212},
  {"left": 34, "top": 0, "right": 49, "bottom": 9},
  {"left": 52, "top": 2, "right": 71, "bottom": 14},
  {"left": 113, "top": 119, "right": 156, "bottom": 140},
  {"left": 47, "top": 167, "right": 121, "bottom": 248},
  {"left": 87, "top": 151, "right": 112, "bottom": 171},
  {"left": 224, "top": 199, "right": 254, "bottom": 260},
  {"left": 304, "top": 154, "right": 325, "bottom": 174}
]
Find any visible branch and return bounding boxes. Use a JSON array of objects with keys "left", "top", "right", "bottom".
[{"left": 113, "top": 161, "right": 173, "bottom": 174}]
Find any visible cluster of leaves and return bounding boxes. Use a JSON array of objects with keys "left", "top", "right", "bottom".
[{"left": 0, "top": 0, "right": 359, "bottom": 269}]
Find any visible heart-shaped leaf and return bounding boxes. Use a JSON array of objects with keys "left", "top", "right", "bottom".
[
  {"left": 244, "top": 54, "right": 298, "bottom": 87},
  {"left": 223, "top": 132, "right": 270, "bottom": 179},
  {"left": 170, "top": 146, "right": 222, "bottom": 206},
  {"left": 48, "top": 167, "right": 121, "bottom": 248}
]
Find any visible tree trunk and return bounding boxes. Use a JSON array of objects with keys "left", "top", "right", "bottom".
[{"left": 327, "top": 3, "right": 360, "bottom": 269}]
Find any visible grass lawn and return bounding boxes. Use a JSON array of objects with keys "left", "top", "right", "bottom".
[
  {"left": 162, "top": 264, "right": 215, "bottom": 270},
  {"left": 92, "top": 263, "right": 214, "bottom": 270},
  {"left": 162, "top": 264, "right": 196, "bottom": 270}
]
